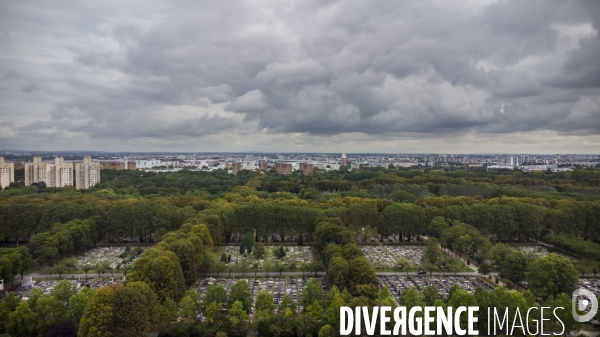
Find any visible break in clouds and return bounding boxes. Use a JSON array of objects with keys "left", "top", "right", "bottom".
[{"left": 0, "top": 0, "right": 599, "bottom": 152}]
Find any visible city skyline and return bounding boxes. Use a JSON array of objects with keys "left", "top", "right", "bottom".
[{"left": 1, "top": 1, "right": 599, "bottom": 153}]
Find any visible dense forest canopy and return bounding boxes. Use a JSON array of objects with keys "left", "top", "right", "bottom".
[{"left": 0, "top": 166, "right": 599, "bottom": 336}]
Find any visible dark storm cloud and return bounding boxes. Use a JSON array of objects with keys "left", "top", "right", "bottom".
[{"left": 0, "top": 0, "right": 599, "bottom": 151}]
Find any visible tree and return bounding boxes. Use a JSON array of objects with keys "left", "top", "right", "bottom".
[
  {"left": 239, "top": 259, "right": 249, "bottom": 277},
  {"left": 35, "top": 295, "right": 65, "bottom": 336},
  {"left": 47, "top": 320, "right": 77, "bottom": 337},
  {"left": 478, "top": 261, "right": 491, "bottom": 276},
  {"left": 498, "top": 251, "right": 530, "bottom": 287},
  {"left": 204, "top": 284, "right": 228, "bottom": 311},
  {"left": 448, "top": 289, "right": 477, "bottom": 332},
  {"left": 306, "top": 300, "right": 324, "bottom": 321},
  {"left": 376, "top": 203, "right": 427, "bottom": 241},
  {"left": 228, "top": 280, "right": 253, "bottom": 314},
  {"left": 277, "top": 295, "right": 297, "bottom": 316},
  {"left": 66, "top": 287, "right": 96, "bottom": 328},
  {"left": 53, "top": 263, "right": 67, "bottom": 279},
  {"left": 81, "top": 264, "right": 93, "bottom": 280},
  {"left": 112, "top": 282, "right": 161, "bottom": 337},
  {"left": 50, "top": 280, "right": 77, "bottom": 306},
  {"left": 327, "top": 257, "right": 349, "bottom": 290},
  {"left": 7, "top": 301, "right": 36, "bottom": 337},
  {"left": 525, "top": 253, "right": 579, "bottom": 299},
  {"left": 300, "top": 278, "right": 322, "bottom": 311},
  {"left": 342, "top": 243, "right": 363, "bottom": 261},
  {"left": 126, "top": 248, "right": 186, "bottom": 302},
  {"left": 241, "top": 232, "right": 255, "bottom": 254},
  {"left": 347, "top": 257, "right": 377, "bottom": 296},
  {"left": 167, "top": 239, "right": 199, "bottom": 286},
  {"left": 255, "top": 291, "right": 275, "bottom": 316},
  {"left": 274, "top": 245, "right": 286, "bottom": 260},
  {"left": 313, "top": 222, "right": 354, "bottom": 254},
  {"left": 422, "top": 285, "right": 440, "bottom": 306},
  {"left": 253, "top": 242, "right": 266, "bottom": 259},
  {"left": 204, "top": 302, "right": 222, "bottom": 323},
  {"left": 161, "top": 297, "right": 178, "bottom": 325},
  {"left": 423, "top": 238, "right": 442, "bottom": 265},
  {"left": 550, "top": 293, "right": 582, "bottom": 337},
  {"left": 395, "top": 258, "right": 412, "bottom": 276},
  {"left": 274, "top": 261, "right": 286, "bottom": 277},
  {"left": 389, "top": 190, "right": 417, "bottom": 203},
  {"left": 318, "top": 324, "right": 337, "bottom": 337},
  {"left": 326, "top": 293, "right": 345, "bottom": 330},
  {"left": 456, "top": 234, "right": 475, "bottom": 258},
  {"left": 77, "top": 286, "right": 115, "bottom": 337},
  {"left": 180, "top": 292, "right": 201, "bottom": 324},
  {"left": 400, "top": 288, "right": 425, "bottom": 311},
  {"left": 428, "top": 216, "right": 449, "bottom": 238},
  {"left": 229, "top": 300, "right": 249, "bottom": 327}
]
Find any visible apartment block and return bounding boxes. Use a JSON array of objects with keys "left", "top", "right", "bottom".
[
  {"left": 101, "top": 161, "right": 125, "bottom": 170},
  {"left": 276, "top": 163, "right": 292, "bottom": 175},
  {"left": 232, "top": 162, "right": 242, "bottom": 176},
  {"left": 25, "top": 157, "right": 73, "bottom": 187},
  {"left": 74, "top": 156, "right": 101, "bottom": 189},
  {"left": 299, "top": 163, "right": 313, "bottom": 175},
  {"left": 0, "top": 157, "right": 14, "bottom": 190}
]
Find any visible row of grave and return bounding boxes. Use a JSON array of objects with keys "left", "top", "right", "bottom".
[
  {"left": 221, "top": 245, "right": 314, "bottom": 269},
  {"left": 361, "top": 246, "right": 424, "bottom": 268},
  {"left": 11, "top": 277, "right": 123, "bottom": 300},
  {"left": 76, "top": 246, "right": 147, "bottom": 269},
  {"left": 193, "top": 276, "right": 327, "bottom": 320},
  {"left": 228, "top": 233, "right": 314, "bottom": 243},
  {"left": 377, "top": 275, "right": 494, "bottom": 300}
]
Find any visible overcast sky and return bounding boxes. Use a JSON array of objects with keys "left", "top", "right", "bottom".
[{"left": 1, "top": 0, "right": 599, "bottom": 153}]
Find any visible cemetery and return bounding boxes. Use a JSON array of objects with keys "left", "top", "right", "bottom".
[
  {"left": 361, "top": 245, "right": 424, "bottom": 269},
  {"left": 378, "top": 275, "right": 494, "bottom": 300},
  {"left": 517, "top": 245, "right": 550, "bottom": 258},
  {"left": 579, "top": 278, "right": 600, "bottom": 297},
  {"left": 75, "top": 246, "right": 147, "bottom": 270},
  {"left": 361, "top": 245, "right": 469, "bottom": 271},
  {"left": 193, "top": 276, "right": 327, "bottom": 320},
  {"left": 217, "top": 245, "right": 314, "bottom": 272}
]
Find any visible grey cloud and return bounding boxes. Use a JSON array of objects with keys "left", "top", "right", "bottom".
[
  {"left": 21, "top": 83, "right": 40, "bottom": 93},
  {"left": 1, "top": 0, "right": 599, "bottom": 151}
]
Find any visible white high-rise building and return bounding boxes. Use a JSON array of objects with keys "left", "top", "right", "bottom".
[
  {"left": 24, "top": 157, "right": 73, "bottom": 187},
  {"left": 134, "top": 159, "right": 162, "bottom": 169},
  {"left": 0, "top": 157, "right": 14, "bottom": 190},
  {"left": 74, "top": 156, "right": 101, "bottom": 189}
]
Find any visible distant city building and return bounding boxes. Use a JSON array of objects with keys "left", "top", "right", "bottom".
[
  {"left": 25, "top": 157, "right": 73, "bottom": 187},
  {"left": 0, "top": 157, "right": 15, "bottom": 189},
  {"left": 276, "top": 163, "right": 292, "bottom": 175},
  {"left": 341, "top": 153, "right": 347, "bottom": 166},
  {"left": 232, "top": 162, "right": 242, "bottom": 176},
  {"left": 299, "top": 163, "right": 313, "bottom": 175},
  {"left": 134, "top": 159, "right": 162, "bottom": 169},
  {"left": 101, "top": 161, "right": 125, "bottom": 170},
  {"left": 241, "top": 160, "right": 259, "bottom": 170},
  {"left": 259, "top": 162, "right": 268, "bottom": 171},
  {"left": 13, "top": 162, "right": 23, "bottom": 170},
  {"left": 127, "top": 162, "right": 136, "bottom": 170},
  {"left": 74, "top": 156, "right": 101, "bottom": 189}
]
